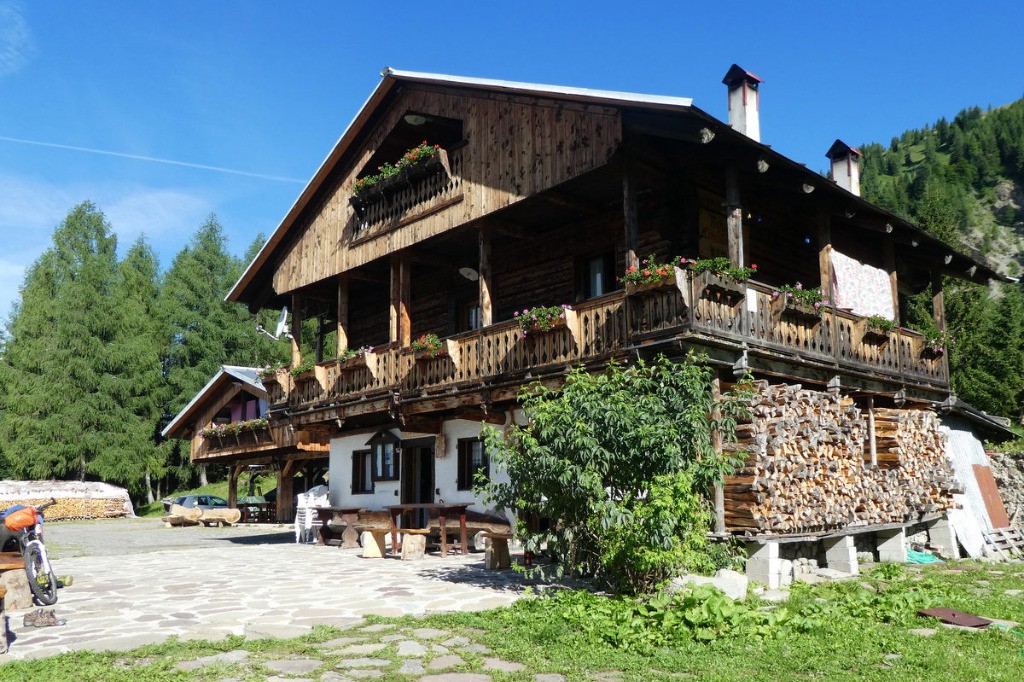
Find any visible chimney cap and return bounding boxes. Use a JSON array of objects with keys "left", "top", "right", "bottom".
[
  {"left": 826, "top": 139, "right": 862, "bottom": 160},
  {"left": 722, "top": 64, "right": 764, "bottom": 87}
]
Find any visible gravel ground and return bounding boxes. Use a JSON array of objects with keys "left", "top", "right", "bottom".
[{"left": 42, "top": 516, "right": 294, "bottom": 559}]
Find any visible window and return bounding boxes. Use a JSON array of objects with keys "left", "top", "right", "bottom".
[
  {"left": 457, "top": 298, "right": 481, "bottom": 333},
  {"left": 373, "top": 442, "right": 400, "bottom": 481},
  {"left": 577, "top": 252, "right": 616, "bottom": 300},
  {"left": 352, "top": 449, "right": 373, "bottom": 494},
  {"left": 457, "top": 438, "right": 489, "bottom": 490}
]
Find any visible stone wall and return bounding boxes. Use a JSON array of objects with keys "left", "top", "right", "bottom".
[{"left": 988, "top": 450, "right": 1024, "bottom": 527}]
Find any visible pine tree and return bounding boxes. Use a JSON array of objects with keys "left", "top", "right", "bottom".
[
  {"left": 156, "top": 218, "right": 283, "bottom": 489},
  {"left": 89, "top": 238, "right": 165, "bottom": 500},
  {"left": 0, "top": 202, "right": 120, "bottom": 480}
]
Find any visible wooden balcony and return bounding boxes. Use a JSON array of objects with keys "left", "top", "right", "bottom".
[{"left": 275, "top": 278, "right": 949, "bottom": 420}]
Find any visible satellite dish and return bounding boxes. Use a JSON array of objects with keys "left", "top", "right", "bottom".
[
  {"left": 256, "top": 306, "right": 293, "bottom": 341},
  {"left": 274, "top": 307, "right": 290, "bottom": 338}
]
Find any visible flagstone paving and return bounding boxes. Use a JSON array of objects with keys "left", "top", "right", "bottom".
[
  {"left": 0, "top": 519, "right": 611, "bottom": 679},
  {"left": 1, "top": 518, "right": 529, "bottom": 662}
]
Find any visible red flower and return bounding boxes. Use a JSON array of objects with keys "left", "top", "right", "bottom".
[{"left": 751, "top": 263, "right": 758, "bottom": 269}]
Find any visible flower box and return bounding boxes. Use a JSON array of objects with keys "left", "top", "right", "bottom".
[
  {"left": 921, "top": 346, "right": 944, "bottom": 360},
  {"left": 524, "top": 318, "right": 567, "bottom": 334},
  {"left": 338, "top": 352, "right": 370, "bottom": 371},
  {"left": 348, "top": 150, "right": 447, "bottom": 215},
  {"left": 694, "top": 270, "right": 746, "bottom": 300},
  {"left": 771, "top": 295, "right": 823, "bottom": 323},
  {"left": 624, "top": 278, "right": 676, "bottom": 296},
  {"left": 862, "top": 329, "right": 890, "bottom": 346},
  {"left": 407, "top": 338, "right": 460, "bottom": 364}
]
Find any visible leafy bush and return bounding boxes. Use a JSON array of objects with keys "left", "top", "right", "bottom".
[
  {"left": 481, "top": 353, "right": 750, "bottom": 594},
  {"left": 509, "top": 587, "right": 791, "bottom": 652}
]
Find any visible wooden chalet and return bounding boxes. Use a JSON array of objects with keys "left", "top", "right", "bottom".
[
  {"left": 215, "top": 66, "right": 1009, "bottom": 567},
  {"left": 162, "top": 365, "right": 329, "bottom": 521}
]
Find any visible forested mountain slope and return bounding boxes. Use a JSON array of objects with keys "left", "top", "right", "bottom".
[{"left": 860, "top": 98, "right": 1024, "bottom": 422}]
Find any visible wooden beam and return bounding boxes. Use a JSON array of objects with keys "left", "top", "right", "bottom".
[
  {"left": 228, "top": 464, "right": 243, "bottom": 508},
  {"left": 883, "top": 236, "right": 899, "bottom": 320},
  {"left": 403, "top": 416, "right": 444, "bottom": 434},
  {"left": 390, "top": 255, "right": 411, "bottom": 346},
  {"left": 931, "top": 271, "right": 946, "bottom": 330},
  {"left": 623, "top": 146, "right": 639, "bottom": 270},
  {"left": 485, "top": 218, "right": 530, "bottom": 239},
  {"left": 817, "top": 210, "right": 833, "bottom": 301},
  {"left": 725, "top": 167, "right": 744, "bottom": 267},
  {"left": 336, "top": 275, "right": 349, "bottom": 357},
  {"left": 290, "top": 293, "right": 303, "bottom": 367},
  {"left": 454, "top": 409, "right": 507, "bottom": 424},
  {"left": 711, "top": 379, "right": 726, "bottom": 535},
  {"left": 479, "top": 227, "right": 493, "bottom": 327},
  {"left": 545, "top": 190, "right": 601, "bottom": 215}
]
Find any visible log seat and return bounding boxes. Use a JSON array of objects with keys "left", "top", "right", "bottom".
[{"left": 480, "top": 532, "right": 512, "bottom": 570}]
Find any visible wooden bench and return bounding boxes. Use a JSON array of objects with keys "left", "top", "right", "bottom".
[
  {"left": 362, "top": 528, "right": 431, "bottom": 559},
  {"left": 480, "top": 532, "right": 513, "bottom": 569}
]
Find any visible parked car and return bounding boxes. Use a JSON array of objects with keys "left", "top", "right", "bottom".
[{"left": 163, "top": 495, "right": 229, "bottom": 512}]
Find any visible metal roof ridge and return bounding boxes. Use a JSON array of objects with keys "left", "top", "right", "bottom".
[{"left": 382, "top": 68, "right": 694, "bottom": 107}]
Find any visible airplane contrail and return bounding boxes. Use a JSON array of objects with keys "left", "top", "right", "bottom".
[{"left": 0, "top": 135, "right": 305, "bottom": 184}]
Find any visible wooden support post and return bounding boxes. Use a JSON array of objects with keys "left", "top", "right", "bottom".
[
  {"left": 867, "top": 396, "right": 877, "bottom": 467},
  {"left": 290, "top": 294, "right": 303, "bottom": 367},
  {"left": 817, "top": 211, "right": 833, "bottom": 300},
  {"left": 931, "top": 272, "right": 946, "bottom": 331},
  {"left": 711, "top": 378, "right": 726, "bottom": 535},
  {"left": 622, "top": 147, "right": 639, "bottom": 270},
  {"left": 277, "top": 458, "right": 298, "bottom": 523},
  {"left": 479, "top": 227, "right": 493, "bottom": 327},
  {"left": 883, "top": 236, "right": 899, "bottom": 320},
  {"left": 336, "top": 275, "right": 349, "bottom": 357},
  {"left": 725, "top": 167, "right": 744, "bottom": 267},
  {"left": 390, "top": 255, "right": 411, "bottom": 346},
  {"left": 228, "top": 464, "right": 243, "bottom": 508}
]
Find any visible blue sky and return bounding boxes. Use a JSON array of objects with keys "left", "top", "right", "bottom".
[{"left": 1, "top": 1, "right": 1022, "bottom": 318}]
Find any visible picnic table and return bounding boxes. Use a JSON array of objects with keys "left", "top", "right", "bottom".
[
  {"left": 311, "top": 506, "right": 365, "bottom": 548},
  {"left": 385, "top": 503, "right": 471, "bottom": 557}
]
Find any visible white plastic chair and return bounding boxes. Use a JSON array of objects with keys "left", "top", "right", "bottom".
[{"left": 294, "top": 485, "right": 330, "bottom": 543}]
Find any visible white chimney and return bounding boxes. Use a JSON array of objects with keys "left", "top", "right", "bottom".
[
  {"left": 722, "top": 64, "right": 763, "bottom": 142},
  {"left": 826, "top": 140, "right": 862, "bottom": 196}
]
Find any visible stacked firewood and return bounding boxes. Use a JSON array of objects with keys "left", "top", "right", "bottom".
[
  {"left": 1, "top": 480, "right": 134, "bottom": 519},
  {"left": 722, "top": 382, "right": 955, "bottom": 534},
  {"left": 0, "top": 497, "right": 131, "bottom": 520}
]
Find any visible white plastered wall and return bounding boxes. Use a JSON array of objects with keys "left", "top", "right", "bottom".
[{"left": 327, "top": 419, "right": 510, "bottom": 517}]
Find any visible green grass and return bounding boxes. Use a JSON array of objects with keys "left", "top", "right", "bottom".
[{"left": 3, "top": 561, "right": 1024, "bottom": 681}]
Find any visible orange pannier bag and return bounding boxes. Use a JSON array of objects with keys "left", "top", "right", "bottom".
[{"left": 3, "top": 507, "right": 37, "bottom": 532}]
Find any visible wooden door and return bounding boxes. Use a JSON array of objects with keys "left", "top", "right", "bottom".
[{"left": 401, "top": 439, "right": 435, "bottom": 526}]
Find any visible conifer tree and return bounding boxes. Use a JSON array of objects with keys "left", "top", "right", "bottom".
[
  {"left": 0, "top": 202, "right": 120, "bottom": 480},
  {"left": 89, "top": 238, "right": 165, "bottom": 500}
]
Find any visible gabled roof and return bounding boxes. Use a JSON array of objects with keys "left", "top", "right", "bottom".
[
  {"left": 226, "top": 68, "right": 696, "bottom": 307},
  {"left": 162, "top": 366, "right": 267, "bottom": 439},
  {"left": 227, "top": 68, "right": 1012, "bottom": 307}
]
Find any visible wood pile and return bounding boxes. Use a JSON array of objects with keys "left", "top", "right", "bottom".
[
  {"left": 722, "top": 382, "right": 956, "bottom": 534},
  {"left": 0, "top": 481, "right": 134, "bottom": 520}
]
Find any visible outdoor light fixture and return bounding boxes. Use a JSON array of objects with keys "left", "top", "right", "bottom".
[
  {"left": 802, "top": 183, "right": 815, "bottom": 194},
  {"left": 404, "top": 113, "right": 427, "bottom": 126},
  {"left": 458, "top": 267, "right": 479, "bottom": 281},
  {"left": 756, "top": 158, "right": 769, "bottom": 173}
]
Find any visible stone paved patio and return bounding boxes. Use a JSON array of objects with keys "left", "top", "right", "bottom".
[{"left": 1, "top": 518, "right": 529, "bottom": 662}]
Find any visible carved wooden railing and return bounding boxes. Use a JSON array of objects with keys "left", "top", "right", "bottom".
[
  {"left": 288, "top": 280, "right": 948, "bottom": 415},
  {"left": 354, "top": 148, "right": 463, "bottom": 233}
]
